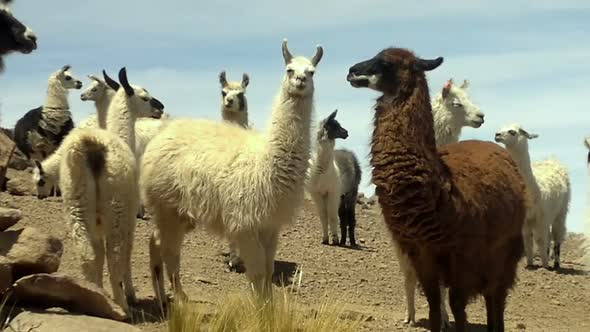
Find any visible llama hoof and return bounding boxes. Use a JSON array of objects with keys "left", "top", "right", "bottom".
[
  {"left": 402, "top": 318, "right": 416, "bottom": 326},
  {"left": 228, "top": 258, "right": 245, "bottom": 273},
  {"left": 321, "top": 239, "right": 330, "bottom": 245},
  {"left": 525, "top": 264, "right": 535, "bottom": 270},
  {"left": 554, "top": 262, "right": 560, "bottom": 270},
  {"left": 442, "top": 318, "right": 451, "bottom": 331}
]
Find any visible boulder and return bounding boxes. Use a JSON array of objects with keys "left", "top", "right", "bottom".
[
  {"left": 0, "top": 227, "right": 63, "bottom": 280},
  {"left": 0, "top": 258, "right": 12, "bottom": 291},
  {"left": 12, "top": 273, "right": 128, "bottom": 321},
  {"left": 6, "top": 173, "right": 34, "bottom": 196},
  {"left": 4, "top": 311, "right": 140, "bottom": 332},
  {"left": 0, "top": 207, "right": 22, "bottom": 231},
  {"left": 8, "top": 149, "right": 29, "bottom": 171}
]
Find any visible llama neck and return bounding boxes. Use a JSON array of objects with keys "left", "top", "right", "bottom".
[
  {"left": 266, "top": 88, "right": 313, "bottom": 194},
  {"left": 310, "top": 140, "right": 335, "bottom": 175},
  {"left": 95, "top": 90, "right": 115, "bottom": 129},
  {"left": 222, "top": 108, "right": 249, "bottom": 128},
  {"left": 106, "top": 91, "right": 136, "bottom": 150},
  {"left": 506, "top": 143, "right": 536, "bottom": 188},
  {"left": 371, "top": 75, "right": 446, "bottom": 242},
  {"left": 431, "top": 99, "right": 462, "bottom": 147},
  {"left": 44, "top": 76, "right": 69, "bottom": 110}
]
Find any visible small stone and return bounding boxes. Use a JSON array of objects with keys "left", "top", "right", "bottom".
[
  {"left": 0, "top": 207, "right": 22, "bottom": 231},
  {"left": 516, "top": 322, "right": 527, "bottom": 329}
]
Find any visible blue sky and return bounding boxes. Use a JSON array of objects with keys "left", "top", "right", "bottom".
[{"left": 0, "top": 1, "right": 588, "bottom": 232}]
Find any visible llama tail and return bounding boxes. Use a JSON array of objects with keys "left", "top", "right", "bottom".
[{"left": 64, "top": 130, "right": 107, "bottom": 189}]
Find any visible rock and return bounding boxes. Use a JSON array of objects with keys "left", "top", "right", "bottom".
[
  {"left": 6, "top": 174, "right": 35, "bottom": 196},
  {"left": 0, "top": 207, "right": 22, "bottom": 231},
  {"left": 5, "top": 311, "right": 140, "bottom": 332},
  {"left": 0, "top": 227, "right": 63, "bottom": 279},
  {"left": 12, "top": 273, "right": 128, "bottom": 321}
]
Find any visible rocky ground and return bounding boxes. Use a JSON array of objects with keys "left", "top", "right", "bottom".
[{"left": 1, "top": 168, "right": 589, "bottom": 332}]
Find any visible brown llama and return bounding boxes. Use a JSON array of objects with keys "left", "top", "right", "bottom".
[{"left": 347, "top": 48, "right": 527, "bottom": 332}]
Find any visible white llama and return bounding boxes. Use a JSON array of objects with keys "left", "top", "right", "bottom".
[
  {"left": 141, "top": 39, "right": 323, "bottom": 307},
  {"left": 495, "top": 124, "right": 570, "bottom": 269},
  {"left": 305, "top": 110, "right": 349, "bottom": 245}
]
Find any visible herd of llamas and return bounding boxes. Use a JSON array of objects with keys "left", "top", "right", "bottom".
[{"left": 1, "top": 2, "right": 589, "bottom": 332}]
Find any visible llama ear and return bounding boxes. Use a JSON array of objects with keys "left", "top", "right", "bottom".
[
  {"left": 102, "top": 70, "right": 120, "bottom": 91},
  {"left": 281, "top": 39, "right": 293, "bottom": 65},
  {"left": 414, "top": 57, "right": 444, "bottom": 72},
  {"left": 219, "top": 71, "right": 228, "bottom": 87},
  {"left": 585, "top": 138, "right": 590, "bottom": 150},
  {"left": 328, "top": 109, "right": 338, "bottom": 120},
  {"left": 118, "top": 67, "right": 134, "bottom": 96},
  {"left": 242, "top": 73, "right": 250, "bottom": 88},
  {"left": 442, "top": 79, "right": 453, "bottom": 99},
  {"left": 61, "top": 65, "right": 71, "bottom": 73},
  {"left": 311, "top": 45, "right": 323, "bottom": 67},
  {"left": 460, "top": 79, "right": 469, "bottom": 89},
  {"left": 519, "top": 128, "right": 538, "bottom": 139},
  {"left": 34, "top": 160, "right": 43, "bottom": 174},
  {"left": 88, "top": 75, "right": 101, "bottom": 83}
]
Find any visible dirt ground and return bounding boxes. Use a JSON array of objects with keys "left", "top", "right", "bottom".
[{"left": 2, "top": 169, "right": 589, "bottom": 332}]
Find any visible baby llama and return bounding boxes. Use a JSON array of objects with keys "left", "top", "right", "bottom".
[
  {"left": 347, "top": 47, "right": 527, "bottom": 332},
  {"left": 398, "top": 77, "right": 485, "bottom": 327},
  {"left": 495, "top": 124, "right": 570, "bottom": 269},
  {"left": 305, "top": 110, "right": 349, "bottom": 245},
  {"left": 141, "top": 39, "right": 323, "bottom": 307}
]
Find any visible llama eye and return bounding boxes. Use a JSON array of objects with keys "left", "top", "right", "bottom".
[
  {"left": 142, "top": 97, "right": 150, "bottom": 102},
  {"left": 452, "top": 102, "right": 462, "bottom": 107},
  {"left": 65, "top": 76, "right": 72, "bottom": 81},
  {"left": 91, "top": 88, "right": 98, "bottom": 92},
  {"left": 221, "top": 91, "right": 227, "bottom": 97},
  {"left": 237, "top": 92, "right": 244, "bottom": 98},
  {"left": 286, "top": 69, "right": 294, "bottom": 75},
  {"left": 508, "top": 130, "right": 516, "bottom": 136},
  {"left": 38, "top": 179, "right": 45, "bottom": 187}
]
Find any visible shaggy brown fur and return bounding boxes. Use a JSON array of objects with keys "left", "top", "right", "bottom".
[{"left": 347, "top": 48, "right": 527, "bottom": 332}]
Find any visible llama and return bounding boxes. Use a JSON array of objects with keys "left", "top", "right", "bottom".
[
  {"left": 79, "top": 74, "right": 119, "bottom": 129},
  {"left": 334, "top": 149, "right": 362, "bottom": 247},
  {"left": 57, "top": 68, "right": 164, "bottom": 313},
  {"left": 14, "top": 65, "right": 82, "bottom": 162},
  {"left": 432, "top": 78, "right": 484, "bottom": 146},
  {"left": 0, "top": 1, "right": 37, "bottom": 72},
  {"left": 398, "top": 77, "right": 484, "bottom": 327},
  {"left": 495, "top": 124, "right": 570, "bottom": 269},
  {"left": 219, "top": 70, "right": 250, "bottom": 128},
  {"left": 58, "top": 127, "right": 138, "bottom": 314},
  {"left": 218, "top": 70, "right": 251, "bottom": 271},
  {"left": 305, "top": 110, "right": 349, "bottom": 245},
  {"left": 347, "top": 47, "right": 527, "bottom": 332},
  {"left": 141, "top": 39, "right": 323, "bottom": 307}
]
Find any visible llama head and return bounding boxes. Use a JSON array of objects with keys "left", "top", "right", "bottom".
[
  {"left": 32, "top": 160, "right": 51, "bottom": 199},
  {"left": 0, "top": 3, "right": 37, "bottom": 71},
  {"left": 494, "top": 123, "right": 538, "bottom": 148},
  {"left": 347, "top": 48, "right": 443, "bottom": 95},
  {"left": 439, "top": 78, "right": 484, "bottom": 128},
  {"left": 103, "top": 67, "right": 165, "bottom": 119},
  {"left": 53, "top": 65, "right": 83, "bottom": 90},
  {"left": 219, "top": 70, "right": 249, "bottom": 113},
  {"left": 80, "top": 75, "right": 114, "bottom": 101},
  {"left": 317, "top": 109, "right": 348, "bottom": 143},
  {"left": 281, "top": 39, "right": 323, "bottom": 97}
]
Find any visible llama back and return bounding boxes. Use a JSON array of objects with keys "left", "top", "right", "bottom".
[
  {"left": 531, "top": 158, "right": 570, "bottom": 208},
  {"left": 334, "top": 149, "right": 361, "bottom": 196}
]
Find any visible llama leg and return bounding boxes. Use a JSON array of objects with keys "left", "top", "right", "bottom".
[
  {"left": 149, "top": 229, "right": 166, "bottom": 309},
  {"left": 227, "top": 239, "right": 244, "bottom": 272},
  {"left": 422, "top": 279, "right": 442, "bottom": 332},
  {"left": 551, "top": 213, "right": 566, "bottom": 270},
  {"left": 122, "top": 211, "right": 137, "bottom": 304},
  {"left": 348, "top": 204, "right": 357, "bottom": 248},
  {"left": 448, "top": 288, "right": 467, "bottom": 332},
  {"left": 104, "top": 206, "right": 130, "bottom": 314},
  {"left": 69, "top": 198, "right": 104, "bottom": 287},
  {"left": 311, "top": 192, "right": 329, "bottom": 244},
  {"left": 261, "top": 228, "right": 280, "bottom": 291},
  {"left": 440, "top": 285, "right": 450, "bottom": 330},
  {"left": 484, "top": 294, "right": 495, "bottom": 332},
  {"left": 522, "top": 225, "right": 534, "bottom": 268},
  {"left": 400, "top": 258, "right": 417, "bottom": 326},
  {"left": 338, "top": 201, "right": 348, "bottom": 246},
  {"left": 326, "top": 192, "right": 341, "bottom": 245},
  {"left": 235, "top": 232, "right": 269, "bottom": 298},
  {"left": 159, "top": 220, "right": 186, "bottom": 301},
  {"left": 534, "top": 229, "right": 549, "bottom": 269},
  {"left": 493, "top": 288, "right": 508, "bottom": 332}
]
